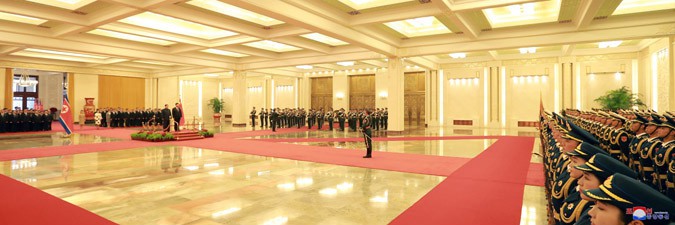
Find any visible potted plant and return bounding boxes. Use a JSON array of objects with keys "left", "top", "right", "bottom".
[
  {"left": 207, "top": 97, "right": 225, "bottom": 123},
  {"left": 594, "top": 86, "right": 646, "bottom": 111}
]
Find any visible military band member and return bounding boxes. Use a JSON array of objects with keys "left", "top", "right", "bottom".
[
  {"left": 372, "top": 109, "right": 380, "bottom": 131},
  {"left": 259, "top": 108, "right": 265, "bottom": 128},
  {"left": 270, "top": 109, "right": 278, "bottom": 132},
  {"left": 326, "top": 109, "right": 334, "bottom": 131},
  {"left": 307, "top": 109, "right": 315, "bottom": 129},
  {"left": 317, "top": 109, "right": 324, "bottom": 130},
  {"left": 382, "top": 108, "right": 388, "bottom": 130},
  {"left": 338, "top": 108, "right": 346, "bottom": 131}
]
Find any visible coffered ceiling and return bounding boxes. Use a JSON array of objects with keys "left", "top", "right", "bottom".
[{"left": 0, "top": 0, "right": 673, "bottom": 78}]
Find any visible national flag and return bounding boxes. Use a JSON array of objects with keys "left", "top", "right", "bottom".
[
  {"left": 58, "top": 94, "right": 75, "bottom": 135},
  {"left": 178, "top": 98, "right": 185, "bottom": 126}
]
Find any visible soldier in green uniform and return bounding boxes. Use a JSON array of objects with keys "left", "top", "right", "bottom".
[
  {"left": 582, "top": 173, "right": 675, "bottom": 225},
  {"left": 326, "top": 109, "right": 334, "bottom": 131},
  {"left": 628, "top": 114, "right": 650, "bottom": 173},
  {"left": 338, "top": 108, "right": 346, "bottom": 131},
  {"left": 638, "top": 114, "right": 665, "bottom": 189},
  {"left": 653, "top": 115, "right": 675, "bottom": 194}
]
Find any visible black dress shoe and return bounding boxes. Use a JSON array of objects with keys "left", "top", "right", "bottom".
[{"left": 363, "top": 155, "right": 372, "bottom": 158}]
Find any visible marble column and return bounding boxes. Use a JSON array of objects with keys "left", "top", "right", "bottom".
[
  {"left": 387, "top": 57, "right": 404, "bottom": 132},
  {"left": 232, "top": 71, "right": 247, "bottom": 126}
]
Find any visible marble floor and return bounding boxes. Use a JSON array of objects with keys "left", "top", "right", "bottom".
[{"left": 0, "top": 125, "right": 547, "bottom": 225}]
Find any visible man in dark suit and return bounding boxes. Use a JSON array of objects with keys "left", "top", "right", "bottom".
[
  {"left": 172, "top": 103, "right": 182, "bottom": 131},
  {"left": 161, "top": 104, "right": 172, "bottom": 131}
]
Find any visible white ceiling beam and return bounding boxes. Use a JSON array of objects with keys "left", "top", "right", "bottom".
[
  {"left": 64, "top": 33, "right": 171, "bottom": 54},
  {"left": 267, "top": 26, "right": 311, "bottom": 39},
  {"left": 83, "top": 58, "right": 129, "bottom": 67},
  {"left": 349, "top": 4, "right": 442, "bottom": 26},
  {"left": 151, "top": 4, "right": 267, "bottom": 38},
  {"left": 251, "top": 68, "right": 300, "bottom": 77},
  {"left": 222, "top": 45, "right": 281, "bottom": 59},
  {"left": 101, "top": 22, "right": 210, "bottom": 46},
  {"left": 574, "top": 0, "right": 606, "bottom": 29},
  {"left": 0, "top": 46, "right": 24, "bottom": 56},
  {"left": 51, "top": 5, "right": 142, "bottom": 37},
  {"left": 105, "top": 61, "right": 172, "bottom": 70},
  {"left": 352, "top": 25, "right": 402, "bottom": 46},
  {"left": 405, "top": 56, "right": 438, "bottom": 70},
  {"left": 243, "top": 51, "right": 383, "bottom": 70},
  {"left": 359, "top": 60, "right": 387, "bottom": 68},
  {"left": 222, "top": 0, "right": 397, "bottom": 57},
  {"left": 399, "top": 22, "right": 675, "bottom": 57},
  {"left": 271, "top": 36, "right": 333, "bottom": 54},
  {"left": 450, "top": 0, "right": 546, "bottom": 12},
  {"left": 572, "top": 46, "right": 640, "bottom": 56},
  {"left": 282, "top": 0, "right": 349, "bottom": 24},
  {"left": 561, "top": 45, "right": 575, "bottom": 56},
  {"left": 432, "top": 1, "right": 481, "bottom": 39},
  {"left": 0, "top": 30, "right": 235, "bottom": 69},
  {"left": 154, "top": 67, "right": 228, "bottom": 78},
  {"left": 168, "top": 44, "right": 206, "bottom": 54},
  {"left": 208, "top": 36, "right": 260, "bottom": 48},
  {"left": 488, "top": 50, "right": 499, "bottom": 60},
  {"left": 99, "top": 0, "right": 183, "bottom": 9}
]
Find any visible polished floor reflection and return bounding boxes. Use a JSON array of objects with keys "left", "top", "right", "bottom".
[
  {"left": 288, "top": 139, "right": 497, "bottom": 158},
  {"left": 0, "top": 132, "right": 121, "bottom": 151},
  {"left": 0, "top": 146, "right": 443, "bottom": 225},
  {"left": 520, "top": 185, "right": 547, "bottom": 225}
]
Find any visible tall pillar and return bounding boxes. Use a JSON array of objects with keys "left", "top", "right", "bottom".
[
  {"left": 264, "top": 75, "right": 271, "bottom": 109},
  {"left": 387, "top": 57, "right": 405, "bottom": 132},
  {"left": 232, "top": 71, "right": 247, "bottom": 126},
  {"left": 299, "top": 75, "right": 310, "bottom": 109},
  {"left": 2, "top": 68, "right": 10, "bottom": 109}
]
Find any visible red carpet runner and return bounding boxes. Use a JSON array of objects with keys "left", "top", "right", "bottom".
[
  {"left": 0, "top": 175, "right": 116, "bottom": 225},
  {"left": 390, "top": 136, "right": 535, "bottom": 225}
]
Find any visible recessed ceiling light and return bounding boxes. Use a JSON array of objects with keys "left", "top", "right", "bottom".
[
  {"left": 134, "top": 60, "right": 176, "bottom": 66},
  {"left": 338, "top": 0, "right": 413, "bottom": 10},
  {"left": 482, "top": 0, "right": 561, "bottom": 29},
  {"left": 119, "top": 12, "right": 237, "bottom": 40},
  {"left": 300, "top": 33, "right": 349, "bottom": 46},
  {"left": 204, "top": 74, "right": 219, "bottom": 77},
  {"left": 88, "top": 29, "right": 176, "bottom": 46},
  {"left": 187, "top": 0, "right": 284, "bottom": 26},
  {"left": 24, "top": 48, "right": 107, "bottom": 59},
  {"left": 296, "top": 65, "right": 313, "bottom": 69},
  {"left": 519, "top": 47, "right": 536, "bottom": 54},
  {"left": 337, "top": 61, "right": 355, "bottom": 66},
  {"left": 598, "top": 41, "right": 622, "bottom": 48},
  {"left": 243, "top": 40, "right": 301, "bottom": 52},
  {"left": 384, "top": 16, "right": 451, "bottom": 37},
  {"left": 201, "top": 49, "right": 249, "bottom": 57},
  {"left": 448, "top": 53, "right": 466, "bottom": 58},
  {"left": 613, "top": 0, "right": 675, "bottom": 15}
]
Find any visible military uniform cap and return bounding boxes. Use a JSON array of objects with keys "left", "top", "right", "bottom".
[
  {"left": 563, "top": 121, "right": 599, "bottom": 145},
  {"left": 582, "top": 173, "right": 675, "bottom": 219},
  {"left": 662, "top": 115, "right": 675, "bottom": 130},
  {"left": 565, "top": 142, "right": 608, "bottom": 160},
  {"left": 648, "top": 114, "right": 664, "bottom": 126},
  {"left": 609, "top": 112, "right": 627, "bottom": 123},
  {"left": 632, "top": 114, "right": 649, "bottom": 124},
  {"left": 575, "top": 154, "right": 637, "bottom": 181}
]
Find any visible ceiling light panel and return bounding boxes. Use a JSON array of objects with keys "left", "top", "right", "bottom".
[
  {"left": 243, "top": 40, "right": 301, "bottom": 52},
  {"left": 337, "top": 61, "right": 355, "bottom": 66},
  {"left": 300, "top": 33, "right": 349, "bottom": 46},
  {"left": 119, "top": 12, "right": 237, "bottom": 40},
  {"left": 384, "top": 16, "right": 451, "bottom": 37},
  {"left": 87, "top": 29, "right": 176, "bottom": 46},
  {"left": 133, "top": 60, "right": 176, "bottom": 66},
  {"left": 0, "top": 12, "right": 47, "bottom": 25},
  {"left": 613, "top": 0, "right": 675, "bottom": 15},
  {"left": 201, "top": 49, "right": 250, "bottom": 57},
  {"left": 26, "top": 0, "right": 97, "bottom": 10},
  {"left": 186, "top": 0, "right": 284, "bottom": 26},
  {"left": 337, "top": 0, "right": 414, "bottom": 10},
  {"left": 23, "top": 48, "right": 108, "bottom": 59},
  {"left": 482, "top": 0, "right": 561, "bottom": 28}
]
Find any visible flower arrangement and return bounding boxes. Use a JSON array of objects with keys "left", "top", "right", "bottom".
[
  {"left": 131, "top": 131, "right": 175, "bottom": 141},
  {"left": 198, "top": 129, "right": 214, "bottom": 138}
]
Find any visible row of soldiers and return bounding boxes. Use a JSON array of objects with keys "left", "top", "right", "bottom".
[
  {"left": 540, "top": 109, "right": 675, "bottom": 225},
  {"left": 0, "top": 109, "right": 52, "bottom": 133},
  {"left": 94, "top": 108, "right": 171, "bottom": 128},
  {"left": 250, "top": 107, "right": 388, "bottom": 131}
]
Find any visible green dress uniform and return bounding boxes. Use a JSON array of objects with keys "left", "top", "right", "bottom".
[
  {"left": 326, "top": 111, "right": 333, "bottom": 130},
  {"left": 362, "top": 114, "right": 372, "bottom": 158}
]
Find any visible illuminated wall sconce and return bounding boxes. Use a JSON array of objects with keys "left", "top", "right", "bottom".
[
  {"left": 276, "top": 85, "right": 293, "bottom": 91},
  {"left": 379, "top": 91, "right": 388, "bottom": 99},
  {"left": 181, "top": 80, "right": 200, "bottom": 86},
  {"left": 247, "top": 86, "right": 262, "bottom": 92},
  {"left": 222, "top": 87, "right": 233, "bottom": 93},
  {"left": 449, "top": 77, "right": 479, "bottom": 85},
  {"left": 336, "top": 92, "right": 345, "bottom": 100},
  {"left": 585, "top": 64, "right": 625, "bottom": 81},
  {"left": 511, "top": 75, "right": 548, "bottom": 84}
]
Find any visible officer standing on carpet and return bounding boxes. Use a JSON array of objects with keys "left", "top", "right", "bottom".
[
  {"left": 270, "top": 108, "right": 277, "bottom": 132},
  {"left": 250, "top": 107, "right": 257, "bottom": 128},
  {"left": 361, "top": 110, "right": 373, "bottom": 158}
]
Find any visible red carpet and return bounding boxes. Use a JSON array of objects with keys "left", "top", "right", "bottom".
[
  {"left": 390, "top": 136, "right": 535, "bottom": 225},
  {"left": 525, "top": 163, "right": 545, "bottom": 187},
  {"left": 262, "top": 135, "right": 507, "bottom": 143},
  {"left": 0, "top": 175, "right": 116, "bottom": 225}
]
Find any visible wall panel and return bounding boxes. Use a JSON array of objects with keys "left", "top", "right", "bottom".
[
  {"left": 349, "top": 74, "right": 375, "bottom": 109},
  {"left": 98, "top": 75, "right": 145, "bottom": 109},
  {"left": 311, "top": 77, "right": 333, "bottom": 110}
]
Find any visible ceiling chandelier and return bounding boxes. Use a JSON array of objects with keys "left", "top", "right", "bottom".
[{"left": 17, "top": 68, "right": 38, "bottom": 87}]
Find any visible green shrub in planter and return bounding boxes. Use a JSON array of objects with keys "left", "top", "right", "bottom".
[
  {"left": 163, "top": 133, "right": 174, "bottom": 140},
  {"left": 594, "top": 86, "right": 645, "bottom": 111}
]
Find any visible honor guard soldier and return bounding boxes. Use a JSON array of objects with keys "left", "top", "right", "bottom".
[
  {"left": 628, "top": 114, "right": 650, "bottom": 173},
  {"left": 250, "top": 107, "right": 257, "bottom": 128},
  {"left": 607, "top": 112, "right": 631, "bottom": 163},
  {"left": 638, "top": 114, "right": 664, "bottom": 188},
  {"left": 582, "top": 173, "right": 675, "bottom": 225},
  {"left": 259, "top": 108, "right": 265, "bottom": 128},
  {"left": 338, "top": 108, "right": 346, "bottom": 131},
  {"left": 361, "top": 110, "right": 373, "bottom": 158},
  {"left": 326, "top": 109, "right": 334, "bottom": 131},
  {"left": 349, "top": 110, "right": 357, "bottom": 131},
  {"left": 382, "top": 108, "right": 388, "bottom": 130},
  {"left": 558, "top": 143, "right": 609, "bottom": 225},
  {"left": 307, "top": 109, "right": 315, "bottom": 129},
  {"left": 372, "top": 109, "right": 380, "bottom": 131},
  {"left": 653, "top": 115, "right": 675, "bottom": 194},
  {"left": 317, "top": 109, "right": 324, "bottom": 130},
  {"left": 573, "top": 154, "right": 638, "bottom": 225},
  {"left": 270, "top": 109, "right": 277, "bottom": 132}
]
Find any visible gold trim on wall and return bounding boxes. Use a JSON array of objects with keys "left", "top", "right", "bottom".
[{"left": 98, "top": 75, "right": 146, "bottom": 109}]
